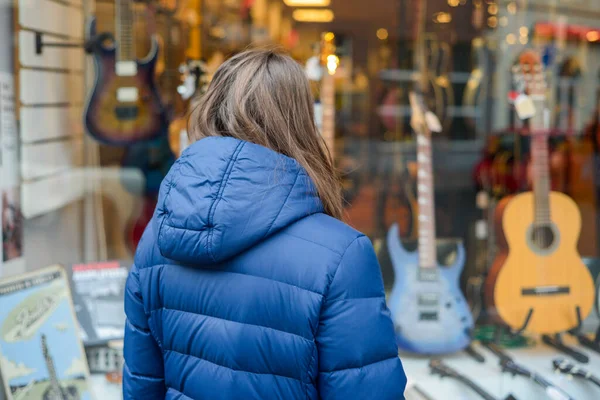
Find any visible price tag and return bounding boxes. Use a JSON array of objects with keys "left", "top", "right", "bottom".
[
  {"left": 476, "top": 191, "right": 489, "bottom": 209},
  {"left": 514, "top": 93, "right": 536, "bottom": 120},
  {"left": 475, "top": 220, "right": 488, "bottom": 239}
]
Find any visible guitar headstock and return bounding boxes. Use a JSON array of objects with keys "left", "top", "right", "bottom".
[
  {"left": 511, "top": 50, "right": 547, "bottom": 100},
  {"left": 409, "top": 91, "right": 442, "bottom": 138},
  {"left": 177, "top": 60, "right": 210, "bottom": 101},
  {"left": 429, "top": 359, "right": 459, "bottom": 379},
  {"left": 553, "top": 359, "right": 588, "bottom": 379}
]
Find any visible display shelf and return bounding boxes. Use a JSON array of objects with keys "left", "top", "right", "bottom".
[{"left": 402, "top": 336, "right": 600, "bottom": 400}]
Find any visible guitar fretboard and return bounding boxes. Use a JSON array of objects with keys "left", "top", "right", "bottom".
[
  {"left": 116, "top": 0, "right": 136, "bottom": 62},
  {"left": 417, "top": 132, "right": 437, "bottom": 270},
  {"left": 530, "top": 106, "right": 551, "bottom": 226}
]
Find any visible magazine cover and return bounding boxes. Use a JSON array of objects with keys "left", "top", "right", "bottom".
[
  {"left": 0, "top": 265, "right": 92, "bottom": 400},
  {"left": 67, "top": 261, "right": 130, "bottom": 346}
]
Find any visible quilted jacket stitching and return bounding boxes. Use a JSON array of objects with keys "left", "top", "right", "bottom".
[
  {"left": 265, "top": 168, "right": 301, "bottom": 237},
  {"left": 165, "top": 348, "right": 308, "bottom": 383},
  {"left": 206, "top": 141, "right": 246, "bottom": 262},
  {"left": 157, "top": 155, "right": 189, "bottom": 258},
  {"left": 320, "top": 355, "right": 400, "bottom": 375},
  {"left": 152, "top": 306, "right": 314, "bottom": 342}
]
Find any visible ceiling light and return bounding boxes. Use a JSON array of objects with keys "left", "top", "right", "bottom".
[
  {"left": 519, "top": 26, "right": 528, "bottom": 37},
  {"left": 377, "top": 28, "right": 389, "bottom": 40},
  {"left": 284, "top": 0, "right": 330, "bottom": 6},
  {"left": 292, "top": 9, "right": 334, "bottom": 22},
  {"left": 433, "top": 12, "right": 452, "bottom": 24}
]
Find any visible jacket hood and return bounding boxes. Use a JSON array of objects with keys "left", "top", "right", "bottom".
[{"left": 155, "top": 137, "right": 324, "bottom": 265}]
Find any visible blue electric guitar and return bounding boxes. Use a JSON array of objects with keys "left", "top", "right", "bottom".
[{"left": 387, "top": 91, "right": 473, "bottom": 354}]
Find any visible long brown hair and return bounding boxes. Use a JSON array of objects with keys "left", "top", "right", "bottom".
[{"left": 188, "top": 48, "right": 343, "bottom": 219}]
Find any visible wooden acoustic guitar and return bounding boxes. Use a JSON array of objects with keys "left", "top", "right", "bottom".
[
  {"left": 84, "top": 0, "right": 168, "bottom": 144},
  {"left": 488, "top": 50, "right": 595, "bottom": 334}
]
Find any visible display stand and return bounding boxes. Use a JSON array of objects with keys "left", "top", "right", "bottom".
[
  {"left": 540, "top": 306, "right": 588, "bottom": 363},
  {"left": 34, "top": 31, "right": 85, "bottom": 55},
  {"left": 571, "top": 324, "right": 600, "bottom": 355},
  {"left": 465, "top": 344, "right": 486, "bottom": 363},
  {"left": 490, "top": 306, "right": 588, "bottom": 363}
]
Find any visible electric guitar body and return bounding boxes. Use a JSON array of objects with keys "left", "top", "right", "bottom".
[
  {"left": 387, "top": 224, "right": 473, "bottom": 354},
  {"left": 84, "top": 17, "right": 168, "bottom": 144},
  {"left": 386, "top": 92, "right": 473, "bottom": 355},
  {"left": 493, "top": 191, "right": 595, "bottom": 333}
]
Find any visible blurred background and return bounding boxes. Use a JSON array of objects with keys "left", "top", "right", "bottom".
[{"left": 2, "top": 0, "right": 600, "bottom": 399}]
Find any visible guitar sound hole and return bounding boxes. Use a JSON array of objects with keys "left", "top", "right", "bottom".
[{"left": 530, "top": 225, "right": 555, "bottom": 250}]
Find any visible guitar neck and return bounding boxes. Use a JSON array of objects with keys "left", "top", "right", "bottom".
[
  {"left": 507, "top": 360, "right": 573, "bottom": 400},
  {"left": 451, "top": 375, "right": 498, "bottom": 400},
  {"left": 116, "top": 0, "right": 136, "bottom": 62},
  {"left": 531, "top": 134, "right": 551, "bottom": 224},
  {"left": 416, "top": 131, "right": 437, "bottom": 271},
  {"left": 530, "top": 103, "right": 551, "bottom": 225},
  {"left": 585, "top": 374, "right": 600, "bottom": 389}
]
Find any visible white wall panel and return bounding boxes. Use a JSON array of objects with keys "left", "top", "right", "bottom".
[
  {"left": 19, "top": 69, "right": 84, "bottom": 105},
  {"left": 18, "top": 0, "right": 83, "bottom": 39},
  {"left": 20, "top": 106, "right": 83, "bottom": 143},
  {"left": 19, "top": 30, "right": 84, "bottom": 71},
  {"left": 21, "top": 139, "right": 82, "bottom": 181},
  {"left": 21, "top": 170, "right": 83, "bottom": 219}
]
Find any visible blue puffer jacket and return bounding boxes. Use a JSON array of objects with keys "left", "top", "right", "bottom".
[{"left": 123, "top": 137, "right": 407, "bottom": 400}]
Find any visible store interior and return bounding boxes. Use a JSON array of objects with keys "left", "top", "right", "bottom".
[{"left": 2, "top": 0, "right": 600, "bottom": 399}]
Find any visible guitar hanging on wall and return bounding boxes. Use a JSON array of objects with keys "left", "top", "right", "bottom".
[
  {"left": 84, "top": 0, "right": 168, "bottom": 144},
  {"left": 386, "top": 91, "right": 473, "bottom": 354},
  {"left": 487, "top": 50, "right": 595, "bottom": 334}
]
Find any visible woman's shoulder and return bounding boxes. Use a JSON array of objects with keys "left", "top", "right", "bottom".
[{"left": 280, "top": 213, "right": 368, "bottom": 257}]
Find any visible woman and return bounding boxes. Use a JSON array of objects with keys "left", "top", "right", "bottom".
[{"left": 124, "top": 49, "right": 406, "bottom": 400}]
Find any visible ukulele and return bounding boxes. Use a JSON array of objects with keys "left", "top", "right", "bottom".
[
  {"left": 488, "top": 50, "right": 595, "bottom": 334},
  {"left": 429, "top": 359, "right": 514, "bottom": 400},
  {"left": 386, "top": 91, "right": 473, "bottom": 354},
  {"left": 553, "top": 358, "right": 600, "bottom": 389},
  {"left": 84, "top": 0, "right": 168, "bottom": 144}
]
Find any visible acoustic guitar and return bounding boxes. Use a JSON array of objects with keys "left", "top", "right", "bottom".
[
  {"left": 84, "top": 0, "right": 168, "bottom": 144},
  {"left": 488, "top": 50, "right": 595, "bottom": 334},
  {"left": 386, "top": 91, "right": 473, "bottom": 354}
]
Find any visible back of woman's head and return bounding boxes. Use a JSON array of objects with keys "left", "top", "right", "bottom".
[{"left": 188, "top": 48, "right": 343, "bottom": 219}]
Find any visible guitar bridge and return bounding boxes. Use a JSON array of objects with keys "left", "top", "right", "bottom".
[{"left": 521, "top": 286, "right": 570, "bottom": 296}]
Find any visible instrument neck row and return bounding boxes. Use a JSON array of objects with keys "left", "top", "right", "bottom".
[
  {"left": 530, "top": 106, "right": 551, "bottom": 226},
  {"left": 116, "top": 0, "right": 136, "bottom": 63},
  {"left": 416, "top": 131, "right": 437, "bottom": 271}
]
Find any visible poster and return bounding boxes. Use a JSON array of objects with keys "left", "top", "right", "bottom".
[
  {"left": 0, "top": 265, "right": 92, "bottom": 400},
  {"left": 2, "top": 186, "right": 23, "bottom": 262},
  {"left": 0, "top": 71, "right": 23, "bottom": 275},
  {"left": 67, "top": 261, "right": 130, "bottom": 346}
]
